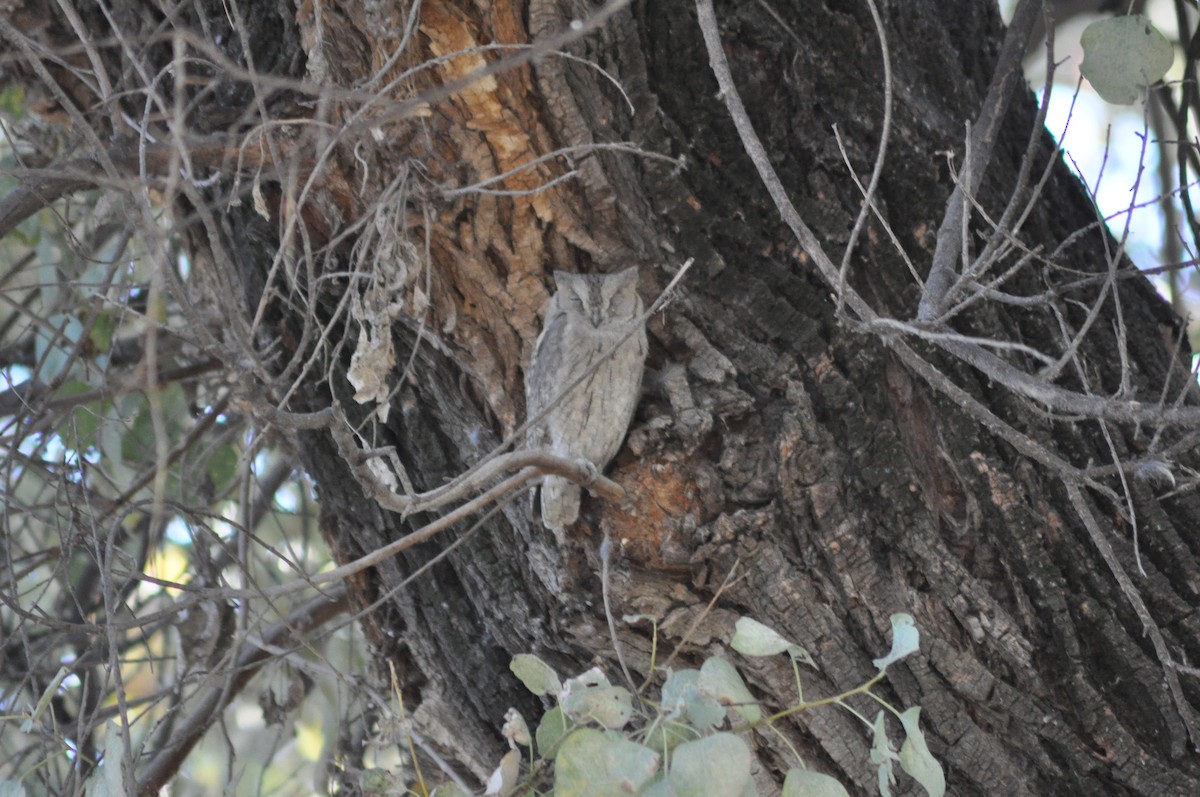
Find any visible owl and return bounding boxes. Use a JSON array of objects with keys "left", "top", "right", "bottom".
[{"left": 525, "top": 267, "right": 648, "bottom": 534}]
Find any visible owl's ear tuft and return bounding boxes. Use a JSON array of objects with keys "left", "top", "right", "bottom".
[{"left": 551, "top": 270, "right": 577, "bottom": 287}]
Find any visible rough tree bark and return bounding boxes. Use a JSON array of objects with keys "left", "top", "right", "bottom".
[{"left": 4, "top": 0, "right": 1200, "bottom": 795}]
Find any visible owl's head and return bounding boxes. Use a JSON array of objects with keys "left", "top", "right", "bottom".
[{"left": 553, "top": 268, "right": 642, "bottom": 328}]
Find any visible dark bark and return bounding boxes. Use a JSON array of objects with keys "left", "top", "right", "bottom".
[
  {"left": 283, "top": 2, "right": 1200, "bottom": 794},
  {"left": 4, "top": 0, "right": 1199, "bottom": 795}
]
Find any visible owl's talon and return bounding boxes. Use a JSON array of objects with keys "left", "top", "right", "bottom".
[{"left": 576, "top": 459, "right": 601, "bottom": 488}]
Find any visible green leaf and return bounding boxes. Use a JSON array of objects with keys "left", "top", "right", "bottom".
[
  {"left": 698, "top": 657, "right": 760, "bottom": 724},
  {"left": 667, "top": 733, "right": 751, "bottom": 797},
  {"left": 781, "top": 769, "right": 850, "bottom": 797},
  {"left": 98, "top": 407, "right": 133, "bottom": 483},
  {"left": 1080, "top": 15, "right": 1174, "bottom": 105},
  {"left": 0, "top": 85, "right": 25, "bottom": 117},
  {"left": 636, "top": 778, "right": 678, "bottom": 797},
  {"left": 642, "top": 719, "right": 701, "bottom": 755},
  {"left": 561, "top": 684, "right": 635, "bottom": 730},
  {"left": 87, "top": 309, "right": 115, "bottom": 353},
  {"left": 510, "top": 654, "right": 562, "bottom": 696},
  {"left": 359, "top": 768, "right": 402, "bottom": 796},
  {"left": 731, "top": 617, "right": 814, "bottom": 666},
  {"left": 554, "top": 728, "right": 659, "bottom": 797},
  {"left": 661, "top": 669, "right": 725, "bottom": 730},
  {"left": 730, "top": 617, "right": 787, "bottom": 655},
  {"left": 898, "top": 707, "right": 946, "bottom": 797},
  {"left": 872, "top": 613, "right": 919, "bottom": 670},
  {"left": 57, "top": 382, "right": 107, "bottom": 453},
  {"left": 536, "top": 707, "right": 570, "bottom": 758},
  {"left": 121, "top": 382, "right": 189, "bottom": 467}
]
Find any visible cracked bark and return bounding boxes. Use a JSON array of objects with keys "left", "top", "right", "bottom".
[
  {"left": 294, "top": 2, "right": 1200, "bottom": 793},
  {"left": 6, "top": 0, "right": 1199, "bottom": 794}
]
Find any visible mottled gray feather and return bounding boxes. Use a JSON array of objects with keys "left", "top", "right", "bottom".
[{"left": 524, "top": 267, "right": 648, "bottom": 535}]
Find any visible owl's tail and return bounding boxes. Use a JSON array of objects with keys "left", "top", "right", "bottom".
[{"left": 540, "top": 475, "right": 581, "bottom": 533}]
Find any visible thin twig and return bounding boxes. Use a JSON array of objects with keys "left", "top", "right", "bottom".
[
  {"left": 1065, "top": 483, "right": 1200, "bottom": 753},
  {"left": 916, "top": 0, "right": 1045, "bottom": 321},
  {"left": 836, "top": 0, "right": 893, "bottom": 315}
]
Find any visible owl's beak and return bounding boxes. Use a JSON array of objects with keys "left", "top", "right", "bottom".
[{"left": 590, "top": 309, "right": 603, "bottom": 327}]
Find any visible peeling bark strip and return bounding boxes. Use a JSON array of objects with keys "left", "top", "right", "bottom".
[{"left": 2, "top": 0, "right": 1199, "bottom": 794}]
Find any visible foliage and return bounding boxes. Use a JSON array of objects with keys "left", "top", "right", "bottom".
[
  {"left": 454, "top": 614, "right": 944, "bottom": 797},
  {"left": 1080, "top": 15, "right": 1174, "bottom": 106},
  {"left": 0, "top": 136, "right": 350, "bottom": 796},
  {"left": 2, "top": 0, "right": 1200, "bottom": 795}
]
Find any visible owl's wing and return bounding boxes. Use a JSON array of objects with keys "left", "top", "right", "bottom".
[{"left": 524, "top": 307, "right": 568, "bottom": 448}]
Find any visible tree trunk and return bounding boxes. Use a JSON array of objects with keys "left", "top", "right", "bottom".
[
  {"left": 6, "top": 0, "right": 1200, "bottom": 794},
  {"left": 288, "top": 1, "right": 1200, "bottom": 793}
]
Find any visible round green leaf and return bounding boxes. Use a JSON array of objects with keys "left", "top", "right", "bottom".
[
  {"left": 661, "top": 669, "right": 725, "bottom": 730},
  {"left": 554, "top": 728, "right": 659, "bottom": 797},
  {"left": 731, "top": 617, "right": 814, "bottom": 666},
  {"left": 698, "top": 657, "right": 760, "bottom": 724},
  {"left": 667, "top": 733, "right": 751, "bottom": 797},
  {"left": 561, "top": 684, "right": 634, "bottom": 730},
  {"left": 731, "top": 617, "right": 791, "bottom": 656},
  {"left": 510, "top": 654, "right": 562, "bottom": 697},
  {"left": 1080, "top": 15, "right": 1174, "bottom": 105},
  {"left": 535, "top": 706, "right": 569, "bottom": 758},
  {"left": 642, "top": 719, "right": 701, "bottom": 755},
  {"left": 781, "top": 769, "right": 850, "bottom": 797},
  {"left": 637, "top": 778, "right": 679, "bottom": 797}
]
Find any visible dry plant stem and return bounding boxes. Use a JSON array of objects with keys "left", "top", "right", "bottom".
[
  {"left": 939, "top": 22, "right": 1061, "bottom": 318},
  {"left": 1066, "top": 483, "right": 1200, "bottom": 752},
  {"left": 442, "top": 142, "right": 678, "bottom": 197},
  {"left": 1148, "top": 94, "right": 1184, "bottom": 315},
  {"left": 835, "top": 0, "right": 892, "bottom": 315},
  {"left": 0, "top": 3, "right": 633, "bottom": 240},
  {"left": 369, "top": 496, "right": 513, "bottom": 613},
  {"left": 0, "top": 17, "right": 123, "bottom": 188},
  {"left": 1057, "top": 108, "right": 1148, "bottom": 396},
  {"left": 95, "top": 394, "right": 232, "bottom": 525},
  {"left": 697, "top": 0, "right": 1072, "bottom": 453},
  {"left": 5, "top": 456, "right": 545, "bottom": 632},
  {"left": 299, "top": 403, "right": 627, "bottom": 511},
  {"left": 651, "top": 560, "right": 742, "bottom": 680},
  {"left": 696, "top": 0, "right": 1180, "bottom": 425},
  {"left": 134, "top": 588, "right": 351, "bottom": 796},
  {"left": 601, "top": 534, "right": 637, "bottom": 696},
  {"left": 122, "top": 454, "right": 572, "bottom": 607},
  {"left": 835, "top": 128, "right": 920, "bottom": 286},
  {"left": 916, "top": 0, "right": 1044, "bottom": 321}
]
